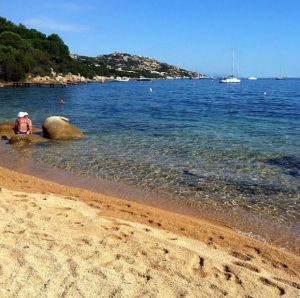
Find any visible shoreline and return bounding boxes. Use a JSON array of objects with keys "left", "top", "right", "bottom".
[
  {"left": 0, "top": 141, "right": 299, "bottom": 256},
  {"left": 0, "top": 157, "right": 300, "bottom": 297},
  {"left": 0, "top": 163, "right": 300, "bottom": 295},
  {"left": 1, "top": 141, "right": 299, "bottom": 255}
]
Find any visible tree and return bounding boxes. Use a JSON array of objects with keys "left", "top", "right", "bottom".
[
  {"left": 0, "top": 48, "right": 25, "bottom": 81},
  {"left": 46, "top": 34, "right": 70, "bottom": 58},
  {"left": 0, "top": 31, "right": 30, "bottom": 51}
]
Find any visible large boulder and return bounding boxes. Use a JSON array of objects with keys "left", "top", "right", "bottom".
[
  {"left": 42, "top": 116, "right": 84, "bottom": 140},
  {"left": 0, "top": 121, "right": 42, "bottom": 138}
]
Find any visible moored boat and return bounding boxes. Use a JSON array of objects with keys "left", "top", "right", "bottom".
[
  {"left": 114, "top": 77, "right": 130, "bottom": 82},
  {"left": 136, "top": 76, "right": 152, "bottom": 81},
  {"left": 219, "top": 49, "right": 241, "bottom": 84},
  {"left": 219, "top": 76, "right": 241, "bottom": 83}
]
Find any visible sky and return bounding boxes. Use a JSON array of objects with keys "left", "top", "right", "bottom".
[{"left": 1, "top": 0, "right": 300, "bottom": 77}]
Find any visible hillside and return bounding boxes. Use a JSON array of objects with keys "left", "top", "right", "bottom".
[
  {"left": 95, "top": 52, "right": 203, "bottom": 78},
  {"left": 0, "top": 17, "right": 204, "bottom": 82}
]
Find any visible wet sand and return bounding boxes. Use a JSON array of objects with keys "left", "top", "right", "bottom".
[{"left": 0, "top": 164, "right": 300, "bottom": 297}]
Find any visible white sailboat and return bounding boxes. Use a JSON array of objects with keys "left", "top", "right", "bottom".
[{"left": 219, "top": 50, "right": 241, "bottom": 84}]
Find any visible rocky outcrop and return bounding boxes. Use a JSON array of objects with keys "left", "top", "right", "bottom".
[
  {"left": 42, "top": 116, "right": 84, "bottom": 140},
  {"left": 9, "top": 134, "right": 48, "bottom": 145},
  {"left": 0, "top": 121, "right": 42, "bottom": 138},
  {"left": 0, "top": 122, "right": 16, "bottom": 138},
  {"left": 97, "top": 52, "right": 203, "bottom": 78},
  {"left": 0, "top": 121, "right": 47, "bottom": 146},
  {"left": 27, "top": 73, "right": 95, "bottom": 84}
]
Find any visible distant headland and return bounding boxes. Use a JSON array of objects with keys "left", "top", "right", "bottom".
[{"left": 0, "top": 17, "right": 206, "bottom": 85}]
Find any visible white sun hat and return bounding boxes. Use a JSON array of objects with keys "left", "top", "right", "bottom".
[
  {"left": 17, "top": 112, "right": 25, "bottom": 118},
  {"left": 23, "top": 112, "right": 29, "bottom": 116}
]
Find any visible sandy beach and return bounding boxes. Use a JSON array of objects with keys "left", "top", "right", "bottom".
[{"left": 0, "top": 165, "right": 299, "bottom": 297}]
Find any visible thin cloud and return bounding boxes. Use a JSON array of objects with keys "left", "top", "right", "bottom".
[
  {"left": 46, "top": 3, "right": 89, "bottom": 12},
  {"left": 24, "top": 17, "right": 90, "bottom": 32}
]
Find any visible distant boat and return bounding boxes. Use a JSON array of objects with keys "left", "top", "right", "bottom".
[
  {"left": 136, "top": 76, "right": 152, "bottom": 81},
  {"left": 275, "top": 70, "right": 286, "bottom": 80},
  {"left": 114, "top": 77, "right": 130, "bottom": 82},
  {"left": 219, "top": 49, "right": 241, "bottom": 84},
  {"left": 248, "top": 77, "right": 257, "bottom": 80},
  {"left": 196, "top": 75, "right": 210, "bottom": 80}
]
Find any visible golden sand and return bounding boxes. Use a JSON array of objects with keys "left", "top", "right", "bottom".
[{"left": 0, "top": 165, "right": 299, "bottom": 297}]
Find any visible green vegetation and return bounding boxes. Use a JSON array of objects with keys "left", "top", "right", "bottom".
[{"left": 0, "top": 17, "right": 110, "bottom": 81}]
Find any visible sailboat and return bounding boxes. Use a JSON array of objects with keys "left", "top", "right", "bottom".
[
  {"left": 219, "top": 50, "right": 241, "bottom": 84},
  {"left": 275, "top": 69, "right": 286, "bottom": 80}
]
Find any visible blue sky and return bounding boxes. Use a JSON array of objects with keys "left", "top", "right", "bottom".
[{"left": 1, "top": 0, "right": 300, "bottom": 77}]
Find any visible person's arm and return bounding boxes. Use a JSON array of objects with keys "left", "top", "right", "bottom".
[{"left": 28, "top": 119, "right": 33, "bottom": 134}]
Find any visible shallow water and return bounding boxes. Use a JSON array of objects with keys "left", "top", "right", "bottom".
[{"left": 0, "top": 79, "right": 300, "bottom": 247}]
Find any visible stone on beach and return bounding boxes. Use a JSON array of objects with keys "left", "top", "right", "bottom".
[{"left": 42, "top": 116, "right": 84, "bottom": 140}]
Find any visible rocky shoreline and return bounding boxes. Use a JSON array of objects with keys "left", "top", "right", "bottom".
[
  {"left": 0, "top": 70, "right": 208, "bottom": 88},
  {"left": 0, "top": 74, "right": 108, "bottom": 87}
]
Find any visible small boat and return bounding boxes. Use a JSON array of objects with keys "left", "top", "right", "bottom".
[
  {"left": 219, "top": 49, "right": 241, "bottom": 84},
  {"left": 114, "top": 76, "right": 130, "bottom": 82},
  {"left": 248, "top": 77, "right": 257, "bottom": 80},
  {"left": 136, "top": 76, "right": 152, "bottom": 81}
]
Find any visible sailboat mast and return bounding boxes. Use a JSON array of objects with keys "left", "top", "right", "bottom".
[{"left": 232, "top": 49, "right": 235, "bottom": 76}]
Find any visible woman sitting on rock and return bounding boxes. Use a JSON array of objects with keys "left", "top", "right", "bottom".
[{"left": 15, "top": 112, "right": 32, "bottom": 135}]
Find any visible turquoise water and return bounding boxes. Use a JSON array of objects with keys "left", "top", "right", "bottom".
[{"left": 0, "top": 79, "right": 299, "bottom": 237}]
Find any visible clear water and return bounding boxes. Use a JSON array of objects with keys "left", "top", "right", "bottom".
[{"left": 0, "top": 79, "right": 299, "bottom": 239}]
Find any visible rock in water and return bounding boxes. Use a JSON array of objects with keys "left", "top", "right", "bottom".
[
  {"left": 9, "top": 134, "right": 48, "bottom": 145},
  {"left": 0, "top": 121, "right": 42, "bottom": 138},
  {"left": 42, "top": 116, "right": 84, "bottom": 140},
  {"left": 0, "top": 121, "right": 16, "bottom": 138}
]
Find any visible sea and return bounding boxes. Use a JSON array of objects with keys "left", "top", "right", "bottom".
[{"left": 0, "top": 79, "right": 299, "bottom": 252}]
